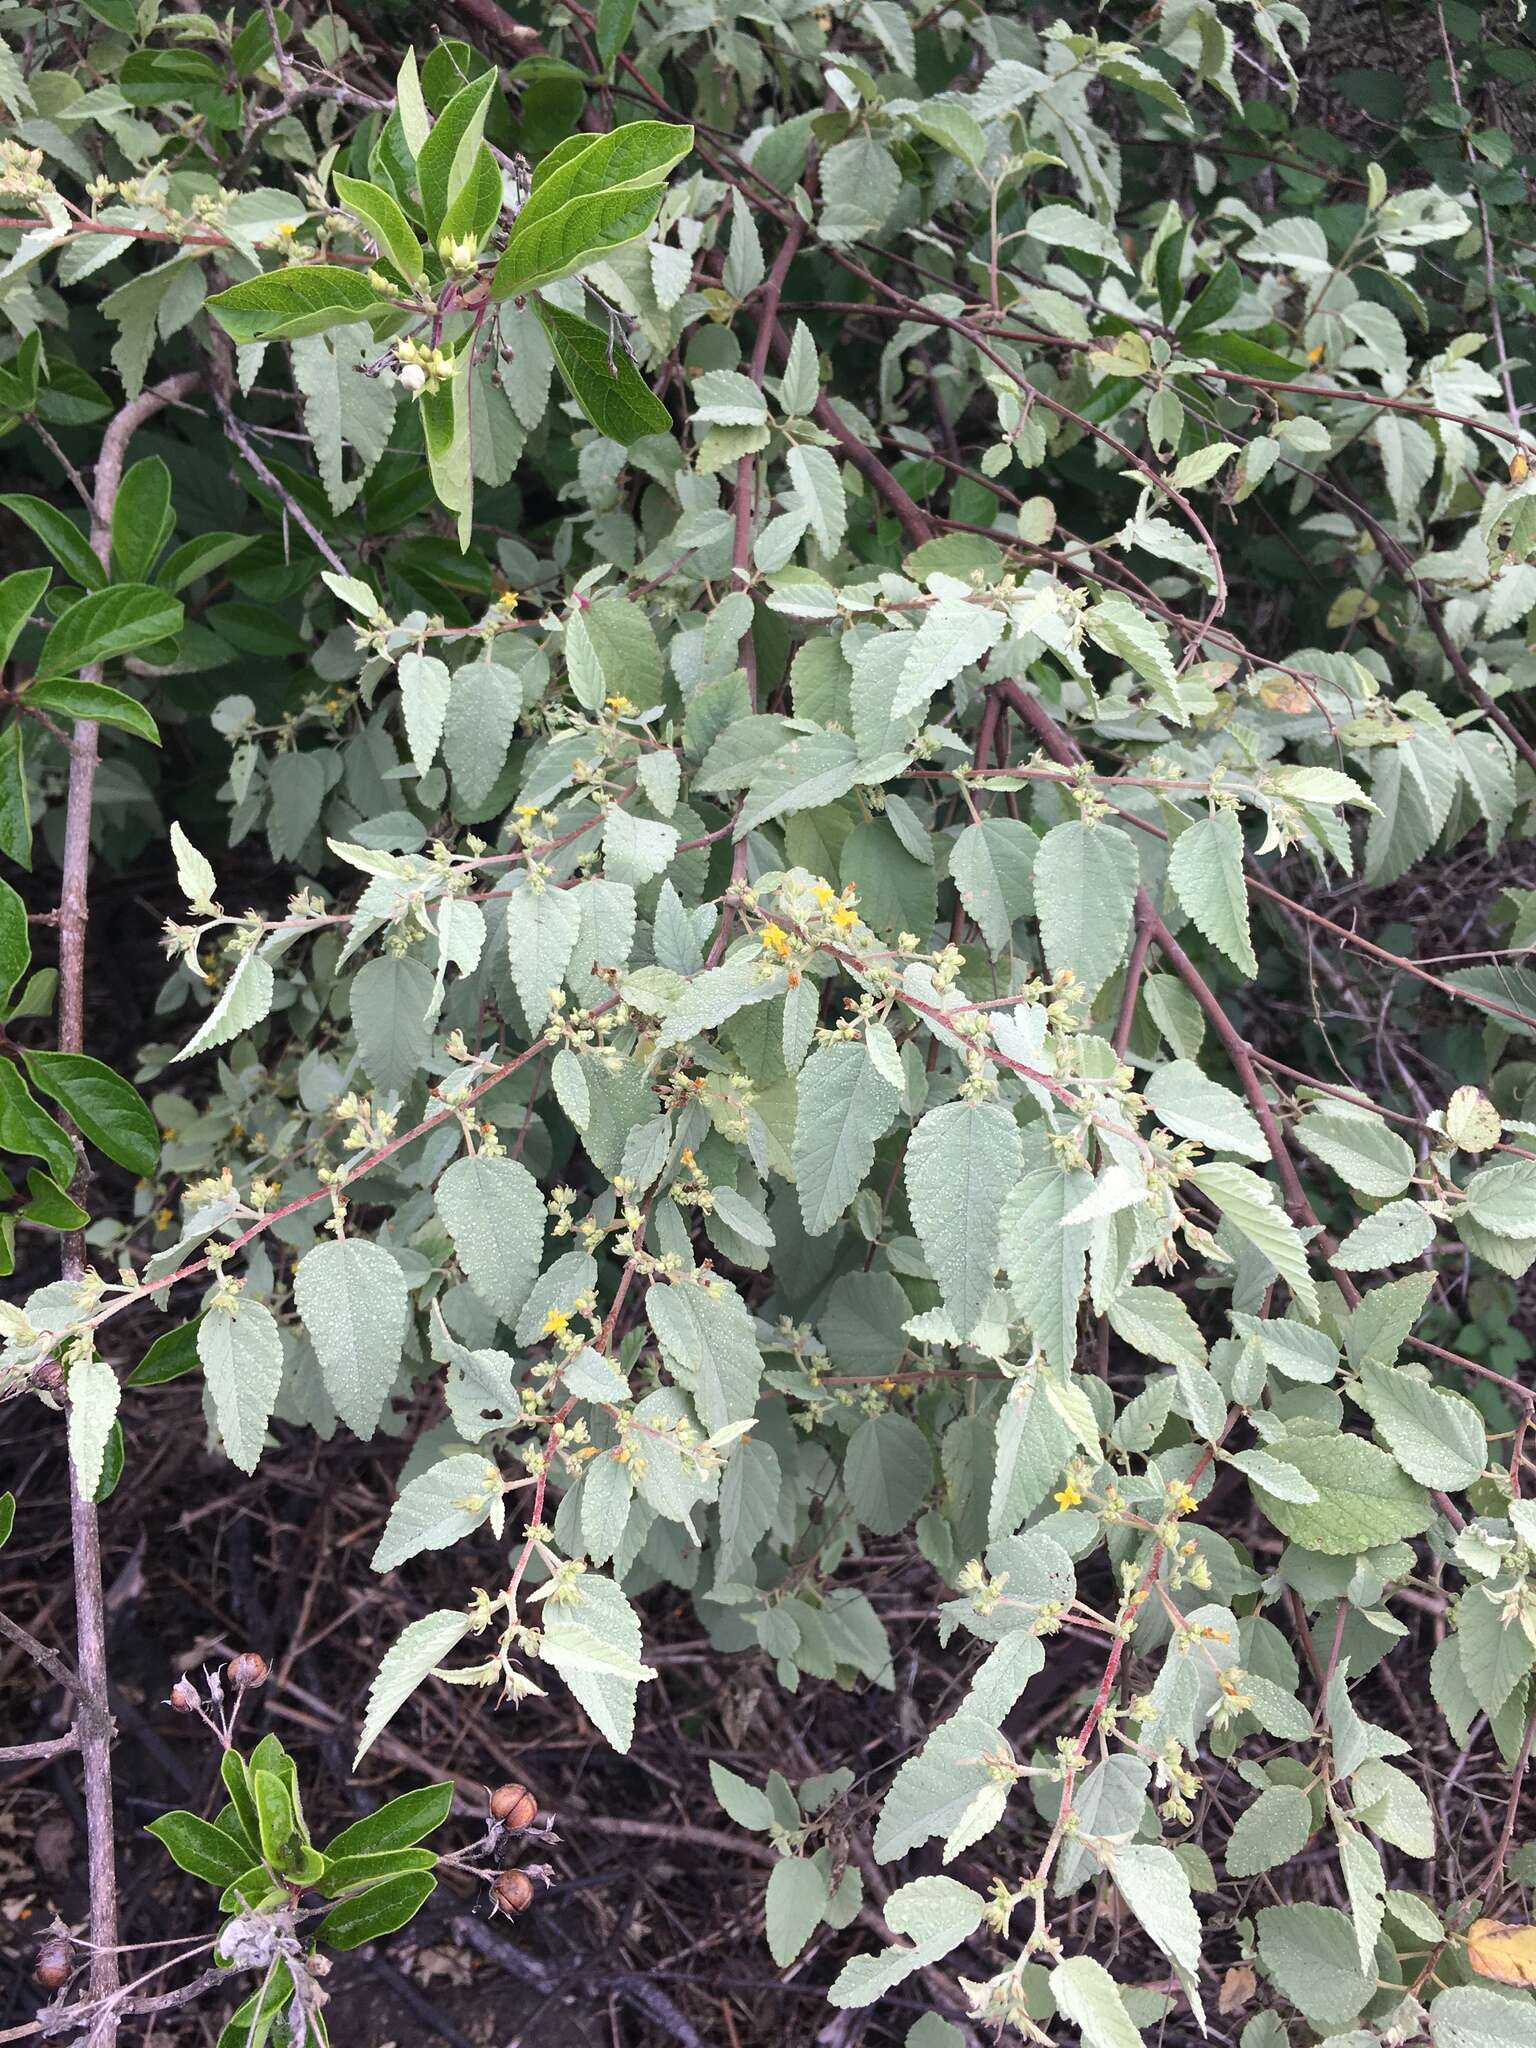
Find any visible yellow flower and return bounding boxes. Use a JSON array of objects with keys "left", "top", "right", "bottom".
[
  {"left": 829, "top": 906, "right": 858, "bottom": 931},
  {"left": 604, "top": 693, "right": 635, "bottom": 715},
  {"left": 1175, "top": 1487, "right": 1199, "bottom": 1515},
  {"left": 812, "top": 881, "right": 836, "bottom": 907},
  {"left": 1306, "top": 343, "right": 1325, "bottom": 363},
  {"left": 542, "top": 1308, "right": 571, "bottom": 1338},
  {"left": 275, "top": 221, "right": 298, "bottom": 241},
  {"left": 496, "top": 590, "right": 522, "bottom": 610},
  {"left": 760, "top": 923, "right": 792, "bottom": 959},
  {"left": 1054, "top": 1478, "right": 1083, "bottom": 1512},
  {"left": 680, "top": 1147, "right": 695, "bottom": 1167},
  {"left": 154, "top": 1207, "right": 174, "bottom": 1231}
]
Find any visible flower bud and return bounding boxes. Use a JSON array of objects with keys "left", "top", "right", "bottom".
[
  {"left": 490, "top": 1782, "right": 538, "bottom": 1829},
  {"left": 226, "top": 1652, "right": 268, "bottom": 1692},
  {"left": 397, "top": 362, "right": 427, "bottom": 395},
  {"left": 490, "top": 1869, "right": 535, "bottom": 1916}
]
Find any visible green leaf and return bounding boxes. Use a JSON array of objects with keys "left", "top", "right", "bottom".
[
  {"left": 1354, "top": 1363, "right": 1487, "bottom": 1490},
  {"left": 874, "top": 1709, "right": 1011, "bottom": 1864},
  {"left": 111, "top": 457, "right": 172, "bottom": 583},
  {"left": 828, "top": 1876, "right": 985, "bottom": 2009},
  {"left": 0, "top": 873, "right": 29, "bottom": 1012},
  {"left": 1145, "top": 1060, "right": 1267, "bottom": 1161},
  {"left": 416, "top": 71, "right": 496, "bottom": 237},
  {"left": 495, "top": 182, "right": 665, "bottom": 296},
  {"left": 127, "top": 1316, "right": 206, "bottom": 1387},
  {"left": 315, "top": 1848, "right": 437, "bottom": 1895},
  {"left": 0, "top": 496, "right": 103, "bottom": 589},
  {"left": 1457, "top": 1582, "right": 1536, "bottom": 1718},
  {"left": 1168, "top": 810, "right": 1256, "bottom": 979},
  {"left": 1192, "top": 1160, "right": 1319, "bottom": 1320},
  {"left": 845, "top": 1412, "right": 932, "bottom": 1536},
  {"left": 317, "top": 1871, "right": 436, "bottom": 1950},
  {"left": 333, "top": 172, "right": 424, "bottom": 283},
  {"left": 793, "top": 1041, "right": 899, "bottom": 1236},
  {"left": 1034, "top": 820, "right": 1138, "bottom": 999},
  {"left": 0, "top": 1056, "right": 76, "bottom": 1186},
  {"left": 1257, "top": 1903, "right": 1374, "bottom": 2032},
  {"left": 1296, "top": 1108, "right": 1416, "bottom": 1199},
  {"left": 0, "top": 568, "right": 50, "bottom": 678},
  {"left": 1463, "top": 1160, "right": 1536, "bottom": 1239},
  {"left": 198, "top": 1298, "right": 282, "bottom": 1474},
  {"left": 292, "top": 323, "right": 398, "bottom": 517},
  {"left": 766, "top": 1856, "right": 831, "bottom": 1966},
  {"left": 646, "top": 1277, "right": 764, "bottom": 1433},
  {"left": 1026, "top": 203, "right": 1132, "bottom": 272},
  {"left": 505, "top": 879, "right": 583, "bottom": 1034},
  {"left": 294, "top": 1238, "right": 409, "bottom": 1437},
  {"left": 949, "top": 817, "right": 1037, "bottom": 956},
  {"left": 537, "top": 1569, "right": 656, "bottom": 1751},
  {"left": 207, "top": 264, "right": 383, "bottom": 344},
  {"left": 999, "top": 1139, "right": 1094, "bottom": 1370},
  {"left": 1430, "top": 1985, "right": 1536, "bottom": 2048},
  {"left": 0, "top": 1493, "right": 13, "bottom": 1550},
  {"left": 21, "top": 1169, "right": 88, "bottom": 1230},
  {"left": 355, "top": 1608, "right": 470, "bottom": 1766},
  {"left": 1049, "top": 1958, "right": 1145, "bottom": 2048},
  {"left": 350, "top": 953, "right": 433, "bottom": 1098},
  {"left": 325, "top": 1783, "right": 454, "bottom": 1859},
  {"left": 1333, "top": 1199, "right": 1436, "bottom": 1271},
  {"left": 905, "top": 1100, "right": 1021, "bottom": 1339},
  {"left": 35, "top": 584, "right": 183, "bottom": 679},
  {"left": 710, "top": 1761, "right": 775, "bottom": 1831},
  {"left": 372, "top": 1452, "right": 503, "bottom": 1571},
  {"left": 595, "top": 0, "right": 640, "bottom": 66},
  {"left": 1111, "top": 1843, "right": 1201, "bottom": 1977},
  {"left": 0, "top": 722, "right": 29, "bottom": 871},
  {"left": 436, "top": 1152, "right": 545, "bottom": 1324},
  {"left": 174, "top": 949, "right": 276, "bottom": 1061},
  {"left": 19, "top": 1049, "right": 159, "bottom": 1175},
  {"left": 67, "top": 1354, "right": 120, "bottom": 1501},
  {"left": 1250, "top": 1434, "right": 1431, "bottom": 1555},
  {"left": 147, "top": 1810, "right": 257, "bottom": 1887},
  {"left": 1225, "top": 1782, "right": 1312, "bottom": 1876},
  {"left": 23, "top": 678, "right": 160, "bottom": 747},
  {"left": 156, "top": 532, "right": 254, "bottom": 596},
  {"left": 533, "top": 300, "right": 671, "bottom": 445}
]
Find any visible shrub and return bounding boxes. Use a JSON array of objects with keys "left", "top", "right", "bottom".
[{"left": 3, "top": 0, "right": 1536, "bottom": 2041}]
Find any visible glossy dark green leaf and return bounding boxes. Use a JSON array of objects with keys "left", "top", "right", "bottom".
[
  {"left": 35, "top": 584, "right": 184, "bottom": 679},
  {"left": 0, "top": 1057, "right": 75, "bottom": 1185},
  {"left": 127, "top": 1316, "right": 207, "bottom": 1387},
  {"left": 147, "top": 1809, "right": 260, "bottom": 1886},
  {"left": 23, "top": 678, "right": 160, "bottom": 747},
  {"left": 0, "top": 495, "right": 103, "bottom": 591},
  {"left": 207, "top": 265, "right": 383, "bottom": 345},
  {"left": 19, "top": 1050, "right": 159, "bottom": 1176},
  {"left": 316, "top": 1846, "right": 437, "bottom": 1895},
  {"left": 111, "top": 458, "right": 174, "bottom": 584},
  {"left": 317, "top": 1870, "right": 437, "bottom": 1949},
  {"left": 0, "top": 1492, "right": 14, "bottom": 1550},
  {"left": 324, "top": 1782, "right": 454, "bottom": 1859},
  {"left": 22, "top": 1168, "right": 89, "bottom": 1230},
  {"left": 92, "top": 1420, "right": 124, "bottom": 1502},
  {"left": 0, "top": 723, "right": 27, "bottom": 870},
  {"left": 534, "top": 300, "right": 670, "bottom": 444},
  {"left": 0, "top": 873, "right": 28, "bottom": 1012},
  {"left": 155, "top": 532, "right": 255, "bottom": 595},
  {"left": 0, "top": 567, "right": 51, "bottom": 671}
]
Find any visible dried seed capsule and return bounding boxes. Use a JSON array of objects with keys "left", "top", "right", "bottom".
[
  {"left": 489, "top": 1783, "right": 538, "bottom": 1829},
  {"left": 490, "top": 1869, "right": 535, "bottom": 1916},
  {"left": 169, "top": 1677, "right": 199, "bottom": 1713},
  {"left": 226, "top": 1652, "right": 268, "bottom": 1691},
  {"left": 33, "top": 1941, "right": 71, "bottom": 1991}
]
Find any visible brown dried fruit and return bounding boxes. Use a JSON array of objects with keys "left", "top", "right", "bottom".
[
  {"left": 169, "top": 1677, "right": 199, "bottom": 1713},
  {"left": 490, "top": 1869, "right": 535, "bottom": 1916},
  {"left": 33, "top": 1942, "right": 71, "bottom": 1991},
  {"left": 226, "top": 1652, "right": 268, "bottom": 1691},
  {"left": 489, "top": 1782, "right": 538, "bottom": 1829}
]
